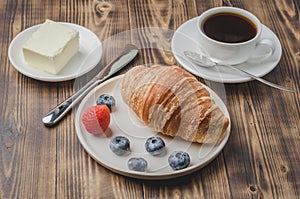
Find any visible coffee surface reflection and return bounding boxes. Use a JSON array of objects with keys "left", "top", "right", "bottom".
[{"left": 202, "top": 12, "right": 257, "bottom": 43}]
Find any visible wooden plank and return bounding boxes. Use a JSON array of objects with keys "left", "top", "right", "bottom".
[{"left": 0, "top": 0, "right": 299, "bottom": 198}]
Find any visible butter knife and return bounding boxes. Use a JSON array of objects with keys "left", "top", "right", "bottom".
[{"left": 42, "top": 44, "right": 139, "bottom": 126}]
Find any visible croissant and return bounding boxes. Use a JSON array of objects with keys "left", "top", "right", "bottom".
[{"left": 120, "top": 65, "right": 229, "bottom": 144}]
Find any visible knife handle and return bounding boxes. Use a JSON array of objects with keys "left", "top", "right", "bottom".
[
  {"left": 42, "top": 78, "right": 101, "bottom": 126},
  {"left": 42, "top": 44, "right": 138, "bottom": 126}
]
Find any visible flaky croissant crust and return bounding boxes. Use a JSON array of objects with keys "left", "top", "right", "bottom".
[{"left": 121, "top": 65, "right": 229, "bottom": 144}]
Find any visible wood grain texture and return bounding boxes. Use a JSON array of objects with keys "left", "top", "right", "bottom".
[{"left": 0, "top": 0, "right": 299, "bottom": 198}]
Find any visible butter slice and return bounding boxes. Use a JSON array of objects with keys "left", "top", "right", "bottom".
[{"left": 23, "top": 20, "right": 79, "bottom": 75}]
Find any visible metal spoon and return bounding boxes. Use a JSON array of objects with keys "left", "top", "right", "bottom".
[{"left": 183, "top": 50, "right": 295, "bottom": 93}]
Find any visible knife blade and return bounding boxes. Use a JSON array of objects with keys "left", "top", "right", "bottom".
[{"left": 42, "top": 44, "right": 139, "bottom": 126}]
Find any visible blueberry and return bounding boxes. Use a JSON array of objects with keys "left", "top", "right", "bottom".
[
  {"left": 96, "top": 94, "right": 116, "bottom": 112},
  {"left": 109, "top": 136, "right": 130, "bottom": 156},
  {"left": 145, "top": 137, "right": 166, "bottom": 155},
  {"left": 168, "top": 151, "right": 190, "bottom": 170},
  {"left": 128, "top": 157, "right": 147, "bottom": 172}
]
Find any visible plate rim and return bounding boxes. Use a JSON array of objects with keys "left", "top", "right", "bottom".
[
  {"left": 171, "top": 16, "right": 282, "bottom": 83},
  {"left": 8, "top": 22, "right": 102, "bottom": 82},
  {"left": 75, "top": 74, "right": 231, "bottom": 180}
]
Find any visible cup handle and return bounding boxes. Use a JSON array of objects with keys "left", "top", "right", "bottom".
[{"left": 247, "top": 38, "right": 275, "bottom": 63}]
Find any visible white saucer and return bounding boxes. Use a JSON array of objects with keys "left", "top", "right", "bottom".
[
  {"left": 171, "top": 17, "right": 282, "bottom": 83},
  {"left": 75, "top": 75, "right": 231, "bottom": 180},
  {"left": 8, "top": 22, "right": 102, "bottom": 82}
]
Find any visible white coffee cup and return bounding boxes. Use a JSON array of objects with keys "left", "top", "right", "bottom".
[{"left": 197, "top": 7, "right": 275, "bottom": 65}]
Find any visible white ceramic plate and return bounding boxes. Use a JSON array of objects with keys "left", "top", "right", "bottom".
[
  {"left": 171, "top": 17, "right": 282, "bottom": 83},
  {"left": 75, "top": 75, "right": 231, "bottom": 180},
  {"left": 8, "top": 22, "right": 102, "bottom": 82}
]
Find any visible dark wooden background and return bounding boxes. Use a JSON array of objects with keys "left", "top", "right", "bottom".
[{"left": 0, "top": 0, "right": 299, "bottom": 198}]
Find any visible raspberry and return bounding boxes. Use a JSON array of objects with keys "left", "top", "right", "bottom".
[{"left": 81, "top": 105, "right": 110, "bottom": 135}]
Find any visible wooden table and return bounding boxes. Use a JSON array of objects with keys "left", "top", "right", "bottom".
[{"left": 1, "top": 0, "right": 299, "bottom": 198}]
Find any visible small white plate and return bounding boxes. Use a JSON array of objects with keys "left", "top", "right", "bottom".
[
  {"left": 8, "top": 22, "right": 102, "bottom": 82},
  {"left": 75, "top": 75, "right": 231, "bottom": 180},
  {"left": 171, "top": 17, "right": 282, "bottom": 83}
]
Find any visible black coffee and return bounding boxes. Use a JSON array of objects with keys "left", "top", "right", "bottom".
[{"left": 202, "top": 12, "right": 257, "bottom": 43}]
